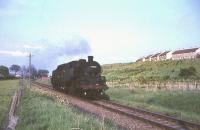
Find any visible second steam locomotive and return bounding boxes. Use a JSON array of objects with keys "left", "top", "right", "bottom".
[{"left": 51, "top": 56, "right": 109, "bottom": 99}]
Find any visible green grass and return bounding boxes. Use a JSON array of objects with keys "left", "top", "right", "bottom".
[
  {"left": 16, "top": 89, "right": 117, "bottom": 130},
  {"left": 102, "top": 59, "right": 200, "bottom": 83},
  {"left": 103, "top": 59, "right": 200, "bottom": 122},
  {"left": 106, "top": 88, "right": 200, "bottom": 122},
  {"left": 0, "top": 79, "right": 19, "bottom": 126}
]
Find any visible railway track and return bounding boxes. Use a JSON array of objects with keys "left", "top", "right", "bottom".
[
  {"left": 91, "top": 100, "right": 200, "bottom": 130},
  {"left": 32, "top": 81, "right": 200, "bottom": 130},
  {"left": 32, "top": 81, "right": 53, "bottom": 90}
]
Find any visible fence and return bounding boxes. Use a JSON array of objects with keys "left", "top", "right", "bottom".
[
  {"left": 5, "top": 79, "right": 24, "bottom": 130},
  {"left": 107, "top": 81, "right": 200, "bottom": 91}
]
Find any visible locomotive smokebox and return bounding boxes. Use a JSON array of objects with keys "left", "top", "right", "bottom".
[{"left": 88, "top": 56, "right": 93, "bottom": 62}]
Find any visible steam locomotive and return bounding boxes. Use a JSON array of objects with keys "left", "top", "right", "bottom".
[{"left": 51, "top": 56, "right": 109, "bottom": 99}]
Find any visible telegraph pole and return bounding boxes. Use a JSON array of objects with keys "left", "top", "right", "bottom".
[{"left": 29, "top": 53, "right": 31, "bottom": 88}]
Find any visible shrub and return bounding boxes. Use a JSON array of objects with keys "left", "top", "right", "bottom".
[
  {"left": 135, "top": 76, "right": 147, "bottom": 84},
  {"left": 179, "top": 66, "right": 196, "bottom": 79}
]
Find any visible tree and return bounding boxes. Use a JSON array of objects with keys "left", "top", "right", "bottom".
[
  {"left": 21, "top": 65, "right": 28, "bottom": 78},
  {"left": 26, "top": 65, "right": 37, "bottom": 79},
  {"left": 37, "top": 69, "right": 49, "bottom": 77},
  {"left": 0, "top": 66, "right": 9, "bottom": 79},
  {"left": 20, "top": 65, "right": 37, "bottom": 79},
  {"left": 31, "top": 66, "right": 38, "bottom": 79},
  {"left": 10, "top": 64, "right": 21, "bottom": 75}
]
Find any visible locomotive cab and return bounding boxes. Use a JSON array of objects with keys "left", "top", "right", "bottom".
[{"left": 78, "top": 56, "right": 109, "bottom": 99}]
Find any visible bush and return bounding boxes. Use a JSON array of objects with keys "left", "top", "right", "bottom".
[
  {"left": 135, "top": 76, "right": 147, "bottom": 84},
  {"left": 179, "top": 66, "right": 197, "bottom": 79}
]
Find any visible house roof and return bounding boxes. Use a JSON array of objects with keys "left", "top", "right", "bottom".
[
  {"left": 159, "top": 51, "right": 170, "bottom": 56},
  {"left": 136, "top": 58, "right": 143, "bottom": 62},
  {"left": 172, "top": 48, "right": 199, "bottom": 54},
  {"left": 151, "top": 53, "right": 160, "bottom": 58},
  {"left": 145, "top": 54, "right": 153, "bottom": 59}
]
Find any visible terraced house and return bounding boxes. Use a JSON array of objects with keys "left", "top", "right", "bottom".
[
  {"left": 136, "top": 47, "right": 200, "bottom": 62},
  {"left": 151, "top": 53, "right": 160, "bottom": 61},
  {"left": 171, "top": 48, "right": 200, "bottom": 60},
  {"left": 143, "top": 54, "right": 153, "bottom": 61}
]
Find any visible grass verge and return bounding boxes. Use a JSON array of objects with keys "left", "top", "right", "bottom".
[
  {"left": 106, "top": 87, "right": 200, "bottom": 122},
  {"left": 0, "top": 79, "right": 19, "bottom": 126},
  {"left": 102, "top": 59, "right": 200, "bottom": 83},
  {"left": 16, "top": 89, "right": 117, "bottom": 130}
]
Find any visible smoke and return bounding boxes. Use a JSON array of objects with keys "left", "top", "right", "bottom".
[
  {"left": 47, "top": 37, "right": 91, "bottom": 57},
  {"left": 32, "top": 36, "right": 92, "bottom": 72},
  {"left": 0, "top": 50, "right": 29, "bottom": 57}
]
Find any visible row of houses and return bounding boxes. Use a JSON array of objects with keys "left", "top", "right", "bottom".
[{"left": 137, "top": 47, "right": 200, "bottom": 62}]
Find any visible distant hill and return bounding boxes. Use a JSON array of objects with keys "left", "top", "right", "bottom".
[{"left": 102, "top": 59, "right": 200, "bottom": 83}]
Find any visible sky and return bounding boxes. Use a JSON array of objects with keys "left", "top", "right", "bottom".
[{"left": 0, "top": 0, "right": 200, "bottom": 72}]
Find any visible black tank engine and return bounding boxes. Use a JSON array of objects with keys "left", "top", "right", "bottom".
[{"left": 51, "top": 56, "right": 109, "bottom": 99}]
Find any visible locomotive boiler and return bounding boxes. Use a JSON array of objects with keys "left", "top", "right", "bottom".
[{"left": 51, "top": 56, "right": 109, "bottom": 99}]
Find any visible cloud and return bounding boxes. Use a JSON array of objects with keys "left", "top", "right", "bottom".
[
  {"left": 0, "top": 0, "right": 29, "bottom": 16},
  {"left": 22, "top": 44, "right": 44, "bottom": 50},
  {"left": 0, "top": 9, "right": 20, "bottom": 16},
  {"left": 0, "top": 50, "right": 29, "bottom": 57}
]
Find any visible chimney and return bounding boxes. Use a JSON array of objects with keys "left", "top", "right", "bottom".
[{"left": 88, "top": 56, "right": 93, "bottom": 62}]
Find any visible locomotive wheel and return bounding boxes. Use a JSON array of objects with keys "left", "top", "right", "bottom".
[
  {"left": 98, "top": 90, "right": 110, "bottom": 100},
  {"left": 81, "top": 90, "right": 110, "bottom": 100},
  {"left": 100, "top": 94, "right": 110, "bottom": 100}
]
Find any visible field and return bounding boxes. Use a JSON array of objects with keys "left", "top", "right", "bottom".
[
  {"left": 102, "top": 60, "right": 200, "bottom": 122},
  {"left": 102, "top": 59, "right": 200, "bottom": 84},
  {"left": 16, "top": 89, "right": 117, "bottom": 130},
  {"left": 106, "top": 88, "right": 200, "bottom": 122},
  {"left": 0, "top": 80, "right": 19, "bottom": 127}
]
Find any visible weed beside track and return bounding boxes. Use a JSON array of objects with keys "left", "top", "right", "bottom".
[{"left": 16, "top": 88, "right": 117, "bottom": 130}]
